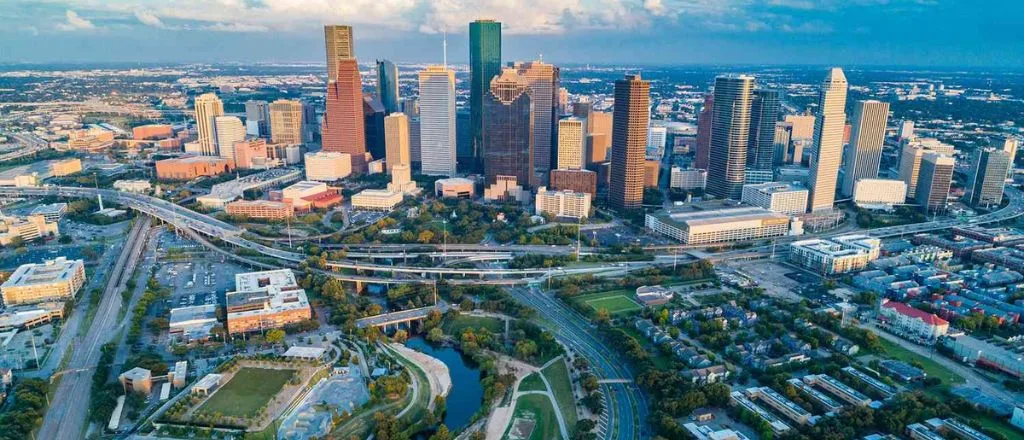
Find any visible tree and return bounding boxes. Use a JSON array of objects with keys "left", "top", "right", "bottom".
[
  {"left": 429, "top": 424, "right": 452, "bottom": 440},
  {"left": 266, "top": 329, "right": 286, "bottom": 345},
  {"left": 514, "top": 340, "right": 538, "bottom": 361}
]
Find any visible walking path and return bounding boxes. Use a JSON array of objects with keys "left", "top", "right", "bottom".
[{"left": 483, "top": 353, "right": 577, "bottom": 440}]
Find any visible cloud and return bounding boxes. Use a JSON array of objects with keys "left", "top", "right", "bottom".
[
  {"left": 203, "top": 22, "right": 269, "bottom": 32},
  {"left": 135, "top": 10, "right": 172, "bottom": 29},
  {"left": 56, "top": 10, "right": 96, "bottom": 31}
]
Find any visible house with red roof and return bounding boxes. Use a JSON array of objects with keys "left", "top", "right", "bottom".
[{"left": 878, "top": 299, "right": 949, "bottom": 342}]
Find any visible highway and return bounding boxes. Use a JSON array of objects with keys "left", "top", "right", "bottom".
[{"left": 38, "top": 217, "right": 152, "bottom": 440}]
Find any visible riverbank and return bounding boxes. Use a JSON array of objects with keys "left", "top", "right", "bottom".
[{"left": 388, "top": 343, "right": 452, "bottom": 409}]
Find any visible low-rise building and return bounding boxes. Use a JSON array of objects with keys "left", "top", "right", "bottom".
[
  {"left": 132, "top": 124, "right": 174, "bottom": 140},
  {"left": 941, "top": 335, "right": 1024, "bottom": 379},
  {"left": 225, "top": 200, "right": 294, "bottom": 220},
  {"left": 168, "top": 304, "right": 218, "bottom": 343},
  {"left": 192, "top": 373, "right": 224, "bottom": 396},
  {"left": 281, "top": 180, "right": 342, "bottom": 211},
  {"left": 304, "top": 151, "right": 352, "bottom": 182},
  {"left": 351, "top": 189, "right": 404, "bottom": 211},
  {"left": 225, "top": 269, "right": 311, "bottom": 334},
  {"left": 171, "top": 361, "right": 188, "bottom": 389},
  {"left": 635, "top": 285, "right": 673, "bottom": 306},
  {"left": 741, "top": 182, "right": 809, "bottom": 215},
  {"left": 0, "top": 214, "right": 59, "bottom": 246},
  {"left": 68, "top": 128, "right": 114, "bottom": 152},
  {"left": 435, "top": 177, "right": 475, "bottom": 199},
  {"left": 119, "top": 367, "right": 152, "bottom": 394},
  {"left": 483, "top": 176, "right": 530, "bottom": 203},
  {"left": 1, "top": 257, "right": 85, "bottom": 305},
  {"left": 645, "top": 206, "right": 792, "bottom": 245},
  {"left": 853, "top": 179, "right": 908, "bottom": 208},
  {"left": 50, "top": 158, "right": 83, "bottom": 177},
  {"left": 155, "top": 156, "right": 231, "bottom": 180},
  {"left": 0, "top": 302, "right": 65, "bottom": 330},
  {"left": 670, "top": 167, "right": 707, "bottom": 190},
  {"left": 550, "top": 169, "right": 597, "bottom": 197},
  {"left": 29, "top": 203, "right": 67, "bottom": 222},
  {"left": 789, "top": 235, "right": 881, "bottom": 275},
  {"left": 113, "top": 179, "right": 152, "bottom": 193},
  {"left": 535, "top": 187, "right": 591, "bottom": 220},
  {"left": 878, "top": 300, "right": 949, "bottom": 341}
]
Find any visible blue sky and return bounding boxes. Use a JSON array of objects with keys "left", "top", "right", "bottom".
[{"left": 1, "top": 0, "right": 1021, "bottom": 68}]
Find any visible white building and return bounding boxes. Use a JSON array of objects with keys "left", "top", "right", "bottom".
[
  {"left": 670, "top": 167, "right": 706, "bottom": 190},
  {"left": 853, "top": 179, "right": 907, "bottom": 207},
  {"left": 647, "top": 125, "right": 668, "bottom": 159},
  {"left": 351, "top": 189, "right": 404, "bottom": 211},
  {"left": 741, "top": 182, "right": 809, "bottom": 215},
  {"left": 226, "top": 269, "right": 311, "bottom": 334},
  {"left": 645, "top": 206, "right": 792, "bottom": 245},
  {"left": 789, "top": 235, "right": 881, "bottom": 275},
  {"left": 213, "top": 116, "right": 245, "bottom": 161},
  {"left": 535, "top": 187, "right": 591, "bottom": 220},
  {"left": 304, "top": 151, "right": 352, "bottom": 182},
  {"left": 878, "top": 300, "right": 949, "bottom": 342},
  {"left": 113, "top": 179, "right": 152, "bottom": 193},
  {"left": 418, "top": 65, "right": 457, "bottom": 176}
]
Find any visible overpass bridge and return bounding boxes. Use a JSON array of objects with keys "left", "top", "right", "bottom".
[{"left": 355, "top": 305, "right": 448, "bottom": 329}]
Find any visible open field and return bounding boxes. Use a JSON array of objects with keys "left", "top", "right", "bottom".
[
  {"left": 541, "top": 359, "right": 577, "bottom": 432},
  {"left": 504, "top": 394, "right": 559, "bottom": 440},
  {"left": 578, "top": 290, "right": 643, "bottom": 315},
  {"left": 197, "top": 368, "right": 295, "bottom": 419},
  {"left": 876, "top": 339, "right": 965, "bottom": 386},
  {"left": 442, "top": 314, "right": 504, "bottom": 336},
  {"left": 518, "top": 373, "right": 547, "bottom": 392}
]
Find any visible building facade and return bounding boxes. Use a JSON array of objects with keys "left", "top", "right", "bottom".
[
  {"left": 155, "top": 156, "right": 230, "bottom": 180},
  {"left": 324, "top": 25, "right": 354, "bottom": 82},
  {"left": 226, "top": 269, "right": 311, "bottom": 334},
  {"left": 609, "top": 74, "right": 650, "bottom": 210},
  {"left": 741, "top": 182, "right": 809, "bottom": 215},
  {"left": 469, "top": 19, "right": 502, "bottom": 173},
  {"left": 376, "top": 59, "right": 400, "bottom": 114},
  {"left": 384, "top": 112, "right": 410, "bottom": 172},
  {"left": 707, "top": 75, "right": 755, "bottom": 200},
  {"left": 670, "top": 167, "right": 707, "bottom": 190},
  {"left": 515, "top": 61, "right": 559, "bottom": 183},
  {"left": 841, "top": 100, "right": 890, "bottom": 197},
  {"left": 557, "top": 117, "right": 585, "bottom": 170},
  {"left": 852, "top": 179, "right": 908, "bottom": 206},
  {"left": 535, "top": 187, "right": 591, "bottom": 220},
  {"left": 269, "top": 99, "right": 304, "bottom": 145},
  {"left": 645, "top": 207, "right": 791, "bottom": 245},
  {"left": 225, "top": 200, "right": 293, "bottom": 220},
  {"left": 915, "top": 153, "right": 955, "bottom": 213},
  {"left": 484, "top": 69, "right": 534, "bottom": 187},
  {"left": 419, "top": 65, "right": 457, "bottom": 176},
  {"left": 194, "top": 93, "right": 224, "bottom": 156},
  {"left": 322, "top": 58, "right": 368, "bottom": 174},
  {"left": 966, "top": 148, "right": 1010, "bottom": 208},
  {"left": 550, "top": 169, "right": 597, "bottom": 197},
  {"left": 748, "top": 89, "right": 780, "bottom": 171},
  {"left": 1, "top": 257, "right": 85, "bottom": 305},
  {"left": 789, "top": 235, "right": 881, "bottom": 275},
  {"left": 807, "top": 68, "right": 848, "bottom": 212}
]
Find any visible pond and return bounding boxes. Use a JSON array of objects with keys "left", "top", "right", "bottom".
[{"left": 405, "top": 336, "right": 484, "bottom": 433}]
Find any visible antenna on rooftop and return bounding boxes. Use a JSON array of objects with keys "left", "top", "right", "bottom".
[{"left": 442, "top": 27, "right": 448, "bottom": 69}]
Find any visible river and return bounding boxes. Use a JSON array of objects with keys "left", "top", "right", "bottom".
[{"left": 405, "top": 336, "right": 484, "bottom": 433}]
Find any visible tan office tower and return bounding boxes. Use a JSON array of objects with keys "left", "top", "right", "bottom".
[
  {"left": 324, "top": 25, "right": 354, "bottom": 82},
  {"left": 899, "top": 143, "right": 927, "bottom": 198},
  {"left": 609, "top": 74, "right": 650, "bottom": 211},
  {"left": 269, "top": 99, "right": 304, "bottom": 145},
  {"left": 915, "top": 152, "right": 955, "bottom": 213},
  {"left": 993, "top": 135, "right": 1019, "bottom": 178},
  {"left": 213, "top": 116, "right": 245, "bottom": 161},
  {"left": 785, "top": 114, "right": 815, "bottom": 140},
  {"left": 384, "top": 112, "right": 410, "bottom": 172},
  {"left": 807, "top": 67, "right": 848, "bottom": 212},
  {"left": 841, "top": 100, "right": 890, "bottom": 197},
  {"left": 557, "top": 117, "right": 585, "bottom": 170},
  {"left": 514, "top": 61, "right": 559, "bottom": 182},
  {"left": 194, "top": 93, "right": 224, "bottom": 156},
  {"left": 588, "top": 111, "right": 612, "bottom": 148}
]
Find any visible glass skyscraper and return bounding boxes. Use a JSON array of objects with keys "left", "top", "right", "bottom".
[
  {"left": 470, "top": 19, "right": 502, "bottom": 173},
  {"left": 376, "top": 59, "right": 400, "bottom": 114}
]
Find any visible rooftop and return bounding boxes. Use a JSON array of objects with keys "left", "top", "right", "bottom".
[
  {"left": 2, "top": 257, "right": 83, "bottom": 288},
  {"left": 881, "top": 301, "right": 949, "bottom": 326}
]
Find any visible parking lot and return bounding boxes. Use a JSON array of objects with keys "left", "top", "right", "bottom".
[{"left": 725, "top": 260, "right": 808, "bottom": 301}]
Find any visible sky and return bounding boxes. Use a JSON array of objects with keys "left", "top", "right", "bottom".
[{"left": 1, "top": 0, "right": 1022, "bottom": 68}]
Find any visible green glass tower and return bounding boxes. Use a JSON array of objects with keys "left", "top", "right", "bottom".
[{"left": 469, "top": 19, "right": 502, "bottom": 173}]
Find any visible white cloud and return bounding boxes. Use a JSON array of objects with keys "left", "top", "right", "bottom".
[
  {"left": 56, "top": 10, "right": 97, "bottom": 32},
  {"left": 135, "top": 10, "right": 171, "bottom": 29},
  {"left": 203, "top": 22, "right": 270, "bottom": 32}
]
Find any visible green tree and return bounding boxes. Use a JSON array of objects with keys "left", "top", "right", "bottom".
[{"left": 266, "top": 329, "right": 286, "bottom": 344}]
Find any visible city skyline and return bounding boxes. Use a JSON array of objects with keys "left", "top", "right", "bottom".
[{"left": 2, "top": 1, "right": 1024, "bottom": 68}]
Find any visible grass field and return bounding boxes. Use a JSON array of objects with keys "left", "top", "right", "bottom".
[
  {"left": 578, "top": 290, "right": 643, "bottom": 315},
  {"left": 197, "top": 368, "right": 295, "bottom": 419},
  {"left": 518, "top": 373, "right": 547, "bottom": 392},
  {"left": 541, "top": 358, "right": 578, "bottom": 432},
  {"left": 877, "top": 338, "right": 965, "bottom": 385},
  {"left": 442, "top": 314, "right": 504, "bottom": 336},
  {"left": 504, "top": 394, "right": 560, "bottom": 440}
]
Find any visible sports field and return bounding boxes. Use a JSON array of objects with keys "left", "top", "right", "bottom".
[
  {"left": 578, "top": 290, "right": 643, "bottom": 315},
  {"left": 197, "top": 367, "right": 295, "bottom": 419}
]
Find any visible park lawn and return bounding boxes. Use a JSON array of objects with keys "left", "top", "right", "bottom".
[
  {"left": 197, "top": 368, "right": 295, "bottom": 419},
  {"left": 518, "top": 373, "right": 547, "bottom": 392},
  {"left": 877, "top": 338, "right": 964, "bottom": 385},
  {"left": 966, "top": 412, "right": 1022, "bottom": 439},
  {"left": 618, "top": 325, "right": 672, "bottom": 369},
  {"left": 578, "top": 290, "right": 643, "bottom": 315},
  {"left": 541, "top": 358, "right": 578, "bottom": 432},
  {"left": 504, "top": 394, "right": 561, "bottom": 440},
  {"left": 442, "top": 314, "right": 504, "bottom": 336}
]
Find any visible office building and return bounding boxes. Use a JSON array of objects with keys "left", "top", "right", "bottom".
[
  {"left": 112, "top": 179, "right": 152, "bottom": 193},
  {"left": 225, "top": 200, "right": 293, "bottom": 220},
  {"left": 226, "top": 269, "right": 311, "bottom": 334},
  {"left": 915, "top": 153, "right": 954, "bottom": 213},
  {"left": 785, "top": 114, "right": 815, "bottom": 140},
  {"left": 244, "top": 100, "right": 270, "bottom": 138},
  {"left": 1, "top": 257, "right": 85, "bottom": 306},
  {"left": 645, "top": 206, "right": 791, "bottom": 245},
  {"left": 50, "top": 158, "right": 82, "bottom": 177},
  {"left": 748, "top": 89, "right": 780, "bottom": 171},
  {"left": 515, "top": 60, "right": 559, "bottom": 182},
  {"left": 322, "top": 58, "right": 367, "bottom": 174},
  {"left": 670, "top": 167, "right": 706, "bottom": 190},
  {"left": 269, "top": 99, "right": 304, "bottom": 145},
  {"left": 384, "top": 112, "right": 410, "bottom": 172},
  {"left": 609, "top": 74, "right": 650, "bottom": 210},
  {"left": 363, "top": 97, "right": 387, "bottom": 160},
  {"left": 707, "top": 75, "right": 755, "bottom": 200},
  {"left": 376, "top": 59, "right": 400, "bottom": 114},
  {"left": 456, "top": 110, "right": 472, "bottom": 172},
  {"left": 419, "top": 65, "right": 457, "bottom": 176},
  {"left": 0, "top": 214, "right": 59, "bottom": 246},
  {"left": 790, "top": 235, "right": 882, "bottom": 275},
  {"left": 587, "top": 111, "right": 613, "bottom": 165},
  {"left": 387, "top": 163, "right": 418, "bottom": 195},
  {"left": 774, "top": 122, "right": 794, "bottom": 165},
  {"left": 194, "top": 93, "right": 224, "bottom": 156},
  {"left": 694, "top": 94, "right": 714, "bottom": 170},
  {"left": 120, "top": 367, "right": 153, "bottom": 394},
  {"left": 132, "top": 124, "right": 173, "bottom": 140},
  {"left": 535, "top": 187, "right": 591, "bottom": 220},
  {"left": 484, "top": 69, "right": 534, "bottom": 187},
  {"left": 741, "top": 182, "right": 809, "bottom": 215},
  {"left": 842, "top": 100, "right": 890, "bottom": 197},
  {"left": 435, "top": 177, "right": 475, "bottom": 199},
  {"left": 155, "top": 156, "right": 230, "bottom": 180},
  {"left": 648, "top": 125, "right": 668, "bottom": 159},
  {"left": 469, "top": 19, "right": 502, "bottom": 172},
  {"left": 213, "top": 116, "right": 245, "bottom": 161},
  {"left": 557, "top": 117, "right": 585, "bottom": 170},
  {"left": 644, "top": 159, "right": 660, "bottom": 188},
  {"left": 66, "top": 128, "right": 113, "bottom": 152},
  {"left": 168, "top": 304, "right": 218, "bottom": 343},
  {"left": 29, "top": 203, "right": 66, "bottom": 222},
  {"left": 879, "top": 300, "right": 949, "bottom": 341},
  {"left": 550, "top": 169, "right": 597, "bottom": 197},
  {"left": 232, "top": 138, "right": 268, "bottom": 170},
  {"left": 483, "top": 175, "right": 531, "bottom": 203},
  {"left": 853, "top": 179, "right": 908, "bottom": 207},
  {"left": 967, "top": 148, "right": 1010, "bottom": 208},
  {"left": 807, "top": 68, "right": 849, "bottom": 212},
  {"left": 281, "top": 180, "right": 342, "bottom": 211},
  {"left": 993, "top": 135, "right": 1019, "bottom": 178},
  {"left": 899, "top": 120, "right": 915, "bottom": 142},
  {"left": 899, "top": 140, "right": 947, "bottom": 198},
  {"left": 324, "top": 25, "right": 354, "bottom": 82}
]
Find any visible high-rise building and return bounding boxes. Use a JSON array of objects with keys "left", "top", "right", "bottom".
[
  {"left": 706, "top": 75, "right": 755, "bottom": 200},
  {"left": 469, "top": 19, "right": 502, "bottom": 173},
  {"left": 899, "top": 120, "right": 915, "bottom": 142},
  {"left": 456, "top": 110, "right": 473, "bottom": 172},
  {"left": 244, "top": 100, "right": 270, "bottom": 138},
  {"left": 694, "top": 94, "right": 714, "bottom": 170},
  {"left": 773, "top": 122, "right": 793, "bottom": 165},
  {"left": 915, "top": 153, "right": 954, "bottom": 213},
  {"left": 609, "top": 74, "right": 650, "bottom": 211},
  {"left": 363, "top": 97, "right": 386, "bottom": 160},
  {"left": 807, "top": 67, "right": 849, "bottom": 212},
  {"left": 384, "top": 112, "right": 410, "bottom": 172},
  {"left": 841, "top": 100, "right": 890, "bottom": 197},
  {"left": 557, "top": 117, "right": 585, "bottom": 170},
  {"left": 966, "top": 148, "right": 1010, "bottom": 208},
  {"left": 748, "top": 89, "right": 780, "bottom": 171},
  {"left": 418, "top": 65, "right": 457, "bottom": 176},
  {"left": 401, "top": 97, "right": 420, "bottom": 118},
  {"left": 409, "top": 116, "right": 421, "bottom": 167},
  {"left": 213, "top": 116, "right": 245, "bottom": 161},
  {"left": 322, "top": 58, "right": 367, "bottom": 174},
  {"left": 483, "top": 69, "right": 533, "bottom": 187},
  {"left": 324, "top": 25, "right": 354, "bottom": 82},
  {"left": 515, "top": 61, "right": 559, "bottom": 183},
  {"left": 376, "top": 59, "right": 400, "bottom": 114},
  {"left": 269, "top": 99, "right": 304, "bottom": 145},
  {"left": 648, "top": 125, "right": 668, "bottom": 159},
  {"left": 587, "top": 111, "right": 612, "bottom": 163},
  {"left": 194, "top": 93, "right": 224, "bottom": 156},
  {"left": 232, "top": 138, "right": 267, "bottom": 170},
  {"left": 993, "top": 135, "right": 1019, "bottom": 178},
  {"left": 898, "top": 138, "right": 955, "bottom": 198},
  {"left": 785, "top": 114, "right": 815, "bottom": 140}
]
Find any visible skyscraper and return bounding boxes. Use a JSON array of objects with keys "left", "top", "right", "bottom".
[
  {"left": 384, "top": 112, "right": 410, "bottom": 173},
  {"left": 557, "top": 117, "right": 585, "bottom": 170},
  {"left": 773, "top": 122, "right": 793, "bottom": 165},
  {"left": 483, "top": 69, "right": 533, "bottom": 187},
  {"left": 194, "top": 93, "right": 224, "bottom": 156},
  {"left": 363, "top": 97, "right": 386, "bottom": 161},
  {"left": 706, "top": 75, "right": 754, "bottom": 200},
  {"left": 966, "top": 148, "right": 1010, "bottom": 208},
  {"left": 648, "top": 125, "right": 668, "bottom": 159},
  {"left": 694, "top": 94, "right": 714, "bottom": 170},
  {"left": 515, "top": 60, "right": 559, "bottom": 183},
  {"left": 915, "top": 152, "right": 954, "bottom": 213},
  {"left": 609, "top": 74, "right": 650, "bottom": 211},
  {"left": 269, "top": 99, "right": 304, "bottom": 145},
  {"left": 244, "top": 100, "right": 270, "bottom": 138},
  {"left": 747, "top": 89, "right": 780, "bottom": 171},
  {"left": 213, "top": 116, "right": 245, "bottom": 161},
  {"left": 418, "top": 65, "right": 457, "bottom": 176},
  {"left": 376, "top": 59, "right": 400, "bottom": 114},
  {"left": 322, "top": 58, "right": 367, "bottom": 174},
  {"left": 469, "top": 19, "right": 502, "bottom": 172},
  {"left": 899, "top": 120, "right": 915, "bottom": 142},
  {"left": 807, "top": 67, "right": 849, "bottom": 212},
  {"left": 841, "top": 100, "right": 890, "bottom": 197},
  {"left": 324, "top": 25, "right": 354, "bottom": 82},
  {"left": 993, "top": 135, "right": 1019, "bottom": 178}
]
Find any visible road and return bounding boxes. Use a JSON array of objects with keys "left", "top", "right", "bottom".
[
  {"left": 38, "top": 218, "right": 152, "bottom": 440},
  {"left": 510, "top": 285, "right": 649, "bottom": 440}
]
